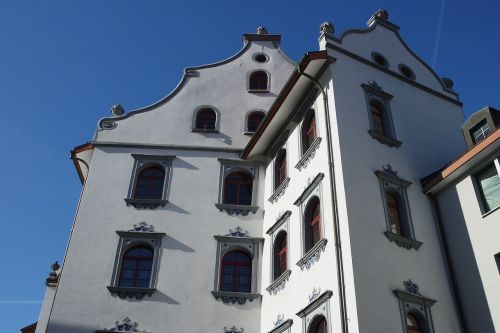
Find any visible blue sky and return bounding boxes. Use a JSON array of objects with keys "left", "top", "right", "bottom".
[{"left": 1, "top": 1, "right": 499, "bottom": 331}]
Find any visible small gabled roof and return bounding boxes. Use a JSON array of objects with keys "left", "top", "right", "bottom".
[{"left": 242, "top": 50, "right": 331, "bottom": 159}]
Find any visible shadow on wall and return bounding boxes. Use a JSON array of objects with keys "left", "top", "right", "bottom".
[
  {"left": 174, "top": 158, "right": 199, "bottom": 170},
  {"left": 435, "top": 187, "right": 495, "bottom": 333},
  {"left": 163, "top": 235, "right": 195, "bottom": 253},
  {"left": 194, "top": 131, "right": 232, "bottom": 145}
]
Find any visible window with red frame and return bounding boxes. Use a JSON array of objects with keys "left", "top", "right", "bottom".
[
  {"left": 118, "top": 245, "right": 154, "bottom": 288},
  {"left": 247, "top": 111, "right": 265, "bottom": 132},
  {"left": 220, "top": 251, "right": 252, "bottom": 293},
  {"left": 370, "top": 101, "right": 386, "bottom": 135},
  {"left": 223, "top": 172, "right": 253, "bottom": 205},
  {"left": 134, "top": 166, "right": 165, "bottom": 200},
  {"left": 195, "top": 108, "right": 216, "bottom": 130},
  {"left": 273, "top": 231, "right": 288, "bottom": 280},
  {"left": 274, "top": 150, "right": 287, "bottom": 190},
  {"left": 249, "top": 71, "right": 268, "bottom": 90},
  {"left": 386, "top": 191, "right": 403, "bottom": 236},
  {"left": 308, "top": 315, "right": 327, "bottom": 333},
  {"left": 304, "top": 197, "right": 321, "bottom": 253},
  {"left": 302, "top": 111, "right": 317, "bottom": 153}
]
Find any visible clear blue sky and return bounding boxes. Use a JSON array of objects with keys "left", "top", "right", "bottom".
[{"left": 1, "top": 1, "right": 498, "bottom": 331}]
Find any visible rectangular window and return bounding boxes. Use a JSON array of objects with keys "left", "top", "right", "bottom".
[
  {"left": 476, "top": 161, "right": 500, "bottom": 212},
  {"left": 470, "top": 119, "right": 490, "bottom": 144}
]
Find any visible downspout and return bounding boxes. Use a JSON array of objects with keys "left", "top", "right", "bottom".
[
  {"left": 299, "top": 67, "right": 349, "bottom": 333},
  {"left": 428, "top": 193, "right": 468, "bottom": 333}
]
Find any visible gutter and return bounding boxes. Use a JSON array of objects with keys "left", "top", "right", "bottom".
[{"left": 298, "top": 66, "right": 349, "bottom": 333}]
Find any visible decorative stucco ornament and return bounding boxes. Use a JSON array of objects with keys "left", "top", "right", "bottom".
[
  {"left": 319, "top": 21, "right": 334, "bottom": 35},
  {"left": 375, "top": 9, "right": 389, "bottom": 20},
  {"left": 442, "top": 77, "right": 454, "bottom": 89},
  {"left": 111, "top": 104, "right": 125, "bottom": 116},
  {"left": 382, "top": 164, "right": 398, "bottom": 176},
  {"left": 46, "top": 261, "right": 60, "bottom": 285},
  {"left": 227, "top": 226, "right": 248, "bottom": 237},
  {"left": 403, "top": 279, "right": 421, "bottom": 295},
  {"left": 224, "top": 326, "right": 244, "bottom": 333},
  {"left": 256, "top": 26, "right": 268, "bottom": 35},
  {"left": 273, "top": 314, "right": 285, "bottom": 327},
  {"left": 129, "top": 221, "right": 155, "bottom": 232},
  {"left": 102, "top": 317, "right": 147, "bottom": 332},
  {"left": 308, "top": 287, "right": 322, "bottom": 302}
]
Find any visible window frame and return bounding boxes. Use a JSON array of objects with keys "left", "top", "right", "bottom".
[
  {"left": 294, "top": 173, "right": 328, "bottom": 270},
  {"left": 269, "top": 148, "right": 291, "bottom": 203},
  {"left": 212, "top": 227, "right": 263, "bottom": 304},
  {"left": 296, "top": 108, "right": 322, "bottom": 171},
  {"left": 248, "top": 70, "right": 270, "bottom": 92},
  {"left": 266, "top": 210, "right": 292, "bottom": 295},
  {"left": 107, "top": 222, "right": 165, "bottom": 300},
  {"left": 376, "top": 165, "right": 422, "bottom": 250},
  {"left": 125, "top": 154, "right": 175, "bottom": 209},
  {"left": 362, "top": 81, "right": 402, "bottom": 148},
  {"left": 191, "top": 106, "right": 221, "bottom": 133},
  {"left": 474, "top": 158, "right": 500, "bottom": 214},
  {"left": 215, "top": 159, "right": 259, "bottom": 216},
  {"left": 245, "top": 110, "right": 266, "bottom": 134},
  {"left": 296, "top": 289, "right": 333, "bottom": 333},
  {"left": 394, "top": 279, "right": 436, "bottom": 333}
]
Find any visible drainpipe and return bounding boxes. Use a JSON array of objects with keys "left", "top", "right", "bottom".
[
  {"left": 428, "top": 194, "right": 468, "bottom": 333},
  {"left": 299, "top": 67, "right": 349, "bottom": 333}
]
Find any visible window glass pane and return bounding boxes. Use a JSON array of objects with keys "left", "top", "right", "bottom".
[
  {"left": 134, "top": 167, "right": 165, "bottom": 199},
  {"left": 477, "top": 163, "right": 500, "bottom": 211},
  {"left": 470, "top": 119, "right": 490, "bottom": 144}
]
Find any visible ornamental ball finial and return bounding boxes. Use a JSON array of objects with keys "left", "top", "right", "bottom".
[
  {"left": 320, "top": 21, "right": 334, "bottom": 35},
  {"left": 256, "top": 26, "right": 268, "bottom": 35},
  {"left": 442, "top": 77, "right": 454, "bottom": 89},
  {"left": 111, "top": 104, "right": 124, "bottom": 116},
  {"left": 375, "top": 9, "right": 389, "bottom": 20}
]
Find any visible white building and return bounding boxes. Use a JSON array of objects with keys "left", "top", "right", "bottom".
[{"left": 31, "top": 10, "right": 499, "bottom": 333}]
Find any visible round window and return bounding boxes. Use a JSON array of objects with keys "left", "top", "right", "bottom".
[
  {"left": 371, "top": 52, "right": 389, "bottom": 68},
  {"left": 398, "top": 64, "right": 416, "bottom": 80},
  {"left": 253, "top": 53, "right": 269, "bottom": 63}
]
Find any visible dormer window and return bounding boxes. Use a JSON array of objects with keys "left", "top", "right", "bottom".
[
  {"left": 470, "top": 119, "right": 490, "bottom": 144},
  {"left": 249, "top": 71, "right": 269, "bottom": 91}
]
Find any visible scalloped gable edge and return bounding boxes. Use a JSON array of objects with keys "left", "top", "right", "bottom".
[
  {"left": 324, "top": 21, "right": 459, "bottom": 98},
  {"left": 96, "top": 36, "right": 295, "bottom": 130}
]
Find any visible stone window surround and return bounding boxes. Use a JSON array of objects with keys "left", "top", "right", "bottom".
[
  {"left": 268, "top": 315, "right": 293, "bottom": 333},
  {"left": 269, "top": 139, "right": 290, "bottom": 203},
  {"left": 394, "top": 279, "right": 436, "bottom": 333},
  {"left": 107, "top": 222, "right": 165, "bottom": 300},
  {"left": 247, "top": 69, "right": 271, "bottom": 93},
  {"left": 294, "top": 173, "right": 328, "bottom": 270},
  {"left": 265, "top": 210, "right": 292, "bottom": 295},
  {"left": 376, "top": 166, "right": 422, "bottom": 250},
  {"left": 191, "top": 105, "right": 221, "bottom": 133},
  {"left": 244, "top": 109, "right": 267, "bottom": 135},
  {"left": 215, "top": 158, "right": 260, "bottom": 216},
  {"left": 296, "top": 107, "right": 322, "bottom": 171},
  {"left": 211, "top": 229, "right": 264, "bottom": 305},
  {"left": 296, "top": 289, "right": 333, "bottom": 333},
  {"left": 362, "top": 81, "right": 402, "bottom": 148},
  {"left": 124, "top": 154, "right": 175, "bottom": 209},
  {"left": 474, "top": 157, "right": 500, "bottom": 216}
]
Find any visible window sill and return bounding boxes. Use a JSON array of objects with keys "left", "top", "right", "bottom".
[
  {"left": 368, "top": 129, "right": 402, "bottom": 147},
  {"left": 124, "top": 198, "right": 168, "bottom": 209},
  {"left": 296, "top": 238, "right": 328, "bottom": 270},
  {"left": 215, "top": 203, "right": 258, "bottom": 216},
  {"left": 211, "top": 291, "right": 261, "bottom": 304},
  {"left": 268, "top": 177, "right": 290, "bottom": 203},
  {"left": 482, "top": 204, "right": 500, "bottom": 218},
  {"left": 191, "top": 128, "right": 219, "bottom": 133},
  {"left": 243, "top": 131, "right": 255, "bottom": 136},
  {"left": 107, "top": 286, "right": 156, "bottom": 300},
  {"left": 295, "top": 137, "right": 322, "bottom": 171},
  {"left": 266, "top": 270, "right": 291, "bottom": 295},
  {"left": 247, "top": 89, "right": 269, "bottom": 93},
  {"left": 384, "top": 231, "right": 422, "bottom": 250}
]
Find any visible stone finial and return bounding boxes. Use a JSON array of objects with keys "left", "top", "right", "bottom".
[
  {"left": 46, "top": 261, "right": 60, "bottom": 286},
  {"left": 319, "top": 21, "right": 334, "bottom": 35},
  {"left": 256, "top": 26, "right": 268, "bottom": 35},
  {"left": 111, "top": 104, "right": 124, "bottom": 116},
  {"left": 375, "top": 9, "right": 389, "bottom": 20},
  {"left": 442, "top": 77, "right": 454, "bottom": 89}
]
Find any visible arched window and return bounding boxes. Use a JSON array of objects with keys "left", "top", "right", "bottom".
[
  {"left": 249, "top": 71, "right": 268, "bottom": 91},
  {"left": 195, "top": 108, "right": 216, "bottom": 130},
  {"left": 308, "top": 315, "right": 327, "bottom": 333},
  {"left": 273, "top": 231, "right": 288, "bottom": 280},
  {"left": 386, "top": 191, "right": 403, "bottom": 236},
  {"left": 134, "top": 166, "right": 165, "bottom": 200},
  {"left": 407, "top": 313, "right": 425, "bottom": 333},
  {"left": 220, "top": 251, "right": 252, "bottom": 293},
  {"left": 247, "top": 111, "right": 265, "bottom": 132},
  {"left": 304, "top": 197, "right": 321, "bottom": 253},
  {"left": 275, "top": 150, "right": 287, "bottom": 190},
  {"left": 302, "top": 111, "right": 317, "bottom": 153},
  {"left": 370, "top": 101, "right": 386, "bottom": 135},
  {"left": 118, "top": 245, "right": 154, "bottom": 288},
  {"left": 223, "top": 171, "right": 253, "bottom": 206}
]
